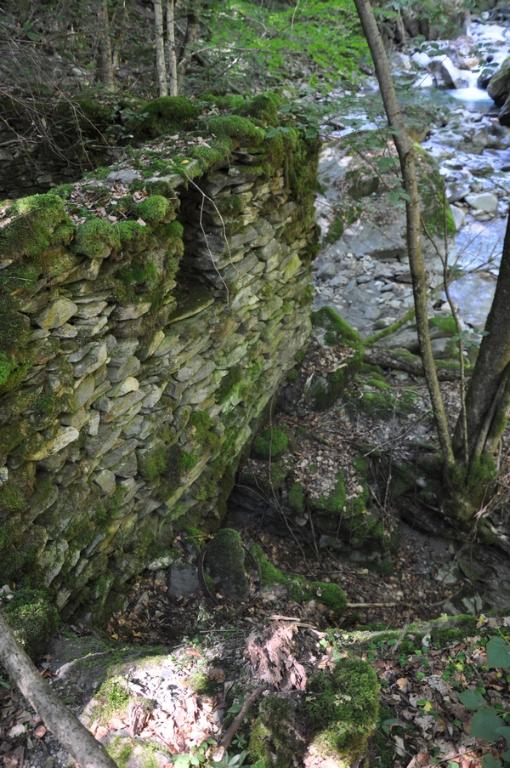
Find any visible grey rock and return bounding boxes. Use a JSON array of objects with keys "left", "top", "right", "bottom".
[
  {"left": 107, "top": 169, "right": 142, "bottom": 184},
  {"left": 488, "top": 56, "right": 510, "bottom": 105},
  {"left": 465, "top": 192, "right": 498, "bottom": 213},
  {"left": 35, "top": 298, "right": 78, "bottom": 329},
  {"left": 167, "top": 561, "right": 200, "bottom": 598}
]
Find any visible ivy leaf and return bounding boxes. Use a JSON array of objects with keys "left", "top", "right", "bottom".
[
  {"left": 173, "top": 756, "right": 192, "bottom": 768},
  {"left": 482, "top": 756, "right": 503, "bottom": 768},
  {"left": 486, "top": 637, "right": 510, "bottom": 669},
  {"left": 497, "top": 727, "right": 510, "bottom": 746},
  {"left": 458, "top": 689, "right": 487, "bottom": 710},
  {"left": 471, "top": 708, "right": 505, "bottom": 742}
]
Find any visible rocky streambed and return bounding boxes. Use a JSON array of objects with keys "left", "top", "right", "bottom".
[{"left": 314, "top": 7, "right": 510, "bottom": 337}]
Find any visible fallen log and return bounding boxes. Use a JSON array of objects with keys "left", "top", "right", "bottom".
[{"left": 0, "top": 610, "right": 117, "bottom": 768}]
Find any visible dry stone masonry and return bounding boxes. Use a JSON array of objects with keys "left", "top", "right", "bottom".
[{"left": 0, "top": 97, "right": 319, "bottom": 619}]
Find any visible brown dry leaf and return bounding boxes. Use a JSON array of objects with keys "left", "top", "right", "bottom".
[
  {"left": 405, "top": 751, "right": 429, "bottom": 768},
  {"left": 396, "top": 677, "right": 410, "bottom": 692}
]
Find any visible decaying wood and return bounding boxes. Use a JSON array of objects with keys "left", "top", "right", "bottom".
[
  {"left": 218, "top": 685, "right": 266, "bottom": 755},
  {"left": 364, "top": 348, "right": 461, "bottom": 381},
  {"left": 0, "top": 610, "right": 117, "bottom": 768}
]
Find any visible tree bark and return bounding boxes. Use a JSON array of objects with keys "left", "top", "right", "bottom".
[
  {"left": 153, "top": 0, "right": 168, "bottom": 96},
  {"left": 177, "top": 0, "right": 202, "bottom": 85},
  {"left": 453, "top": 210, "right": 510, "bottom": 465},
  {"left": 166, "top": 0, "right": 179, "bottom": 96},
  {"left": 0, "top": 611, "right": 117, "bottom": 768},
  {"left": 97, "top": 0, "right": 115, "bottom": 91},
  {"left": 352, "top": 0, "right": 455, "bottom": 471}
]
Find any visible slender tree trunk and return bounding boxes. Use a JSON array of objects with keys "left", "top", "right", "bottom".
[
  {"left": 166, "top": 0, "right": 179, "bottom": 96},
  {"left": 453, "top": 210, "right": 510, "bottom": 465},
  {"left": 178, "top": 0, "right": 201, "bottom": 86},
  {"left": 352, "top": 0, "right": 455, "bottom": 471},
  {"left": 97, "top": 0, "right": 115, "bottom": 90},
  {"left": 154, "top": 0, "right": 168, "bottom": 96},
  {"left": 0, "top": 612, "right": 117, "bottom": 768},
  {"left": 112, "top": 0, "right": 129, "bottom": 74}
]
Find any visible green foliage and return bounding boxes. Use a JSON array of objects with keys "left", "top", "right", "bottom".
[
  {"left": 486, "top": 637, "right": 510, "bottom": 670},
  {"left": 456, "top": 635, "right": 510, "bottom": 766},
  {"left": 208, "top": 0, "right": 366, "bottom": 90},
  {"left": 252, "top": 427, "right": 289, "bottom": 459}
]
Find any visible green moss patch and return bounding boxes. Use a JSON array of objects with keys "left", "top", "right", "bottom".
[
  {"left": 252, "top": 427, "right": 289, "bottom": 460},
  {"left": 204, "top": 115, "right": 266, "bottom": 145},
  {"left": 135, "top": 96, "right": 201, "bottom": 138},
  {"left": 136, "top": 195, "right": 170, "bottom": 225},
  {"left": 251, "top": 543, "right": 346, "bottom": 618},
  {"left": 73, "top": 217, "right": 120, "bottom": 258},
  {"left": 312, "top": 306, "right": 363, "bottom": 349},
  {"left": 92, "top": 676, "right": 132, "bottom": 724},
  {"left": 0, "top": 193, "right": 71, "bottom": 261},
  {"left": 307, "top": 658, "right": 380, "bottom": 763},
  {"left": 4, "top": 588, "right": 60, "bottom": 659}
]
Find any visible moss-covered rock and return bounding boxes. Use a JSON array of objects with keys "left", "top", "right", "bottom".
[
  {"left": 136, "top": 195, "right": 171, "bottom": 225},
  {"left": 204, "top": 528, "right": 250, "bottom": 601},
  {"left": 106, "top": 735, "right": 170, "bottom": 768},
  {"left": 312, "top": 306, "right": 363, "bottom": 349},
  {"left": 91, "top": 676, "right": 132, "bottom": 724},
  {"left": 249, "top": 695, "right": 299, "bottom": 768},
  {"left": 251, "top": 544, "right": 347, "bottom": 618},
  {"left": 134, "top": 96, "right": 201, "bottom": 138},
  {"left": 306, "top": 658, "right": 380, "bottom": 765},
  {"left": 73, "top": 217, "right": 120, "bottom": 258},
  {"left": 205, "top": 115, "right": 266, "bottom": 145},
  {"left": 0, "top": 193, "right": 71, "bottom": 261},
  {"left": 4, "top": 588, "right": 60, "bottom": 659}
]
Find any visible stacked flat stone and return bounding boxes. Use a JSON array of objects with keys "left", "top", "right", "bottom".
[{"left": 0, "top": 116, "right": 318, "bottom": 619}]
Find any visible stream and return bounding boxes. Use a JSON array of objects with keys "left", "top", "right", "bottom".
[{"left": 314, "top": 9, "right": 510, "bottom": 336}]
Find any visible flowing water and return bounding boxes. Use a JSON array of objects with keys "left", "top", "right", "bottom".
[{"left": 314, "top": 13, "right": 510, "bottom": 337}]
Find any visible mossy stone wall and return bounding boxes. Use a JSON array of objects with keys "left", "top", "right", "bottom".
[{"left": 0, "top": 108, "right": 318, "bottom": 619}]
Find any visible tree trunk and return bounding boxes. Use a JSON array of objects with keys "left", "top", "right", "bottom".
[
  {"left": 0, "top": 611, "right": 117, "bottom": 768},
  {"left": 166, "top": 0, "right": 179, "bottom": 96},
  {"left": 154, "top": 0, "right": 168, "bottom": 96},
  {"left": 97, "top": 0, "right": 115, "bottom": 90},
  {"left": 178, "top": 0, "right": 202, "bottom": 86},
  {"left": 352, "top": 0, "right": 455, "bottom": 472},
  {"left": 453, "top": 210, "right": 510, "bottom": 466}
]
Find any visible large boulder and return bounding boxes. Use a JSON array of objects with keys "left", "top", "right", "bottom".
[
  {"left": 429, "top": 56, "right": 470, "bottom": 89},
  {"left": 498, "top": 94, "right": 510, "bottom": 127},
  {"left": 488, "top": 57, "right": 510, "bottom": 106}
]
